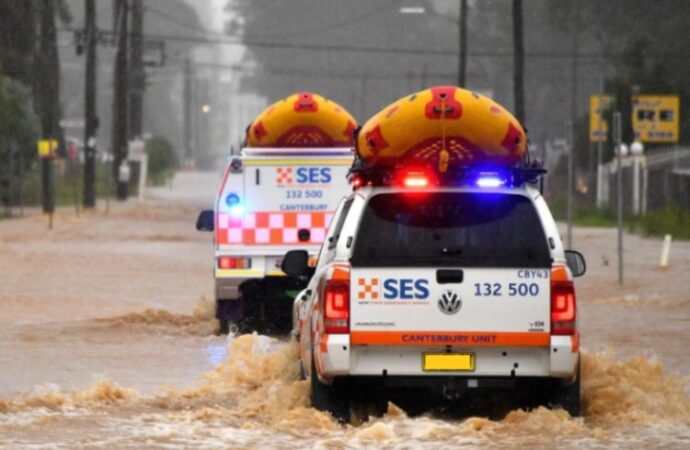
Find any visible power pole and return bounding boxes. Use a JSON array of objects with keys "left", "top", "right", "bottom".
[
  {"left": 129, "top": 0, "right": 144, "bottom": 139},
  {"left": 566, "top": 121, "right": 574, "bottom": 250},
  {"left": 35, "top": 0, "right": 61, "bottom": 217},
  {"left": 183, "top": 58, "right": 193, "bottom": 165},
  {"left": 512, "top": 0, "right": 525, "bottom": 123},
  {"left": 567, "top": 9, "right": 579, "bottom": 250},
  {"left": 111, "top": 0, "right": 129, "bottom": 200},
  {"left": 458, "top": 0, "right": 468, "bottom": 87},
  {"left": 613, "top": 112, "right": 623, "bottom": 284},
  {"left": 83, "top": 0, "right": 98, "bottom": 208}
]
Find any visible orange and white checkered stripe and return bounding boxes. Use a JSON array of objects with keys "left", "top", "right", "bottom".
[
  {"left": 216, "top": 211, "right": 334, "bottom": 245},
  {"left": 357, "top": 278, "right": 379, "bottom": 300}
]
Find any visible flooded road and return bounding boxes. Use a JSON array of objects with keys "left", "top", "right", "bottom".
[{"left": 1, "top": 172, "right": 689, "bottom": 449}]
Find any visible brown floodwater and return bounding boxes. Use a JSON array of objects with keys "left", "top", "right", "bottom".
[{"left": 1, "top": 172, "right": 688, "bottom": 449}]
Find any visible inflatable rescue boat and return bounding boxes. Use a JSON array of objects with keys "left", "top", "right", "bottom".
[
  {"left": 246, "top": 92, "right": 357, "bottom": 148},
  {"left": 356, "top": 86, "right": 527, "bottom": 171}
]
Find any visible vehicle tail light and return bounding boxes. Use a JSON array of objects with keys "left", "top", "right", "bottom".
[
  {"left": 551, "top": 280, "right": 576, "bottom": 335},
  {"left": 324, "top": 279, "right": 349, "bottom": 334},
  {"left": 218, "top": 256, "right": 251, "bottom": 270}
]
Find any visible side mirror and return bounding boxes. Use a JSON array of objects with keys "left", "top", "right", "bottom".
[
  {"left": 565, "top": 250, "right": 586, "bottom": 277},
  {"left": 281, "top": 250, "right": 310, "bottom": 277},
  {"left": 196, "top": 210, "right": 214, "bottom": 232}
]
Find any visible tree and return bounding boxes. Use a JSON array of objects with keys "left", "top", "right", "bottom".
[{"left": 0, "top": 75, "right": 41, "bottom": 170}]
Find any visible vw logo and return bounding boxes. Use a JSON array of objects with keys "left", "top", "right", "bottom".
[{"left": 438, "top": 291, "right": 462, "bottom": 315}]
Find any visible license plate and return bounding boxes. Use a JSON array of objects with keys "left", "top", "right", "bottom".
[{"left": 423, "top": 353, "right": 475, "bottom": 372}]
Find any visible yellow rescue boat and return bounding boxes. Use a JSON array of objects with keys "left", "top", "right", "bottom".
[
  {"left": 246, "top": 92, "right": 357, "bottom": 148},
  {"left": 356, "top": 86, "right": 527, "bottom": 171}
]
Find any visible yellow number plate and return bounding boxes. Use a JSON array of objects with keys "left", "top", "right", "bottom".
[{"left": 423, "top": 353, "right": 475, "bottom": 372}]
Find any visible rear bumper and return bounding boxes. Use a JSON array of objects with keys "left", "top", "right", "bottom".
[{"left": 318, "top": 334, "right": 578, "bottom": 380}]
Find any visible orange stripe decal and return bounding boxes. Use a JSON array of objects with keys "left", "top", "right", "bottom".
[
  {"left": 350, "top": 331, "right": 550, "bottom": 347},
  {"left": 320, "top": 333, "right": 329, "bottom": 353}
]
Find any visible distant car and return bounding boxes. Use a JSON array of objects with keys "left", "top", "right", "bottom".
[{"left": 284, "top": 165, "right": 586, "bottom": 422}]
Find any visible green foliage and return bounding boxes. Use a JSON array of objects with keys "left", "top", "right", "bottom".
[
  {"left": 146, "top": 136, "right": 178, "bottom": 183},
  {"left": 0, "top": 75, "right": 40, "bottom": 170},
  {"left": 637, "top": 205, "right": 690, "bottom": 241}
]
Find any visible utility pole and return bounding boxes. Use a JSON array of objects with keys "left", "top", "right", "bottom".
[
  {"left": 129, "top": 0, "right": 144, "bottom": 139},
  {"left": 111, "top": 0, "right": 129, "bottom": 200},
  {"left": 567, "top": 8, "right": 579, "bottom": 250},
  {"left": 613, "top": 112, "right": 624, "bottom": 285},
  {"left": 36, "top": 0, "right": 61, "bottom": 219},
  {"left": 458, "top": 0, "right": 468, "bottom": 87},
  {"left": 566, "top": 120, "right": 574, "bottom": 250},
  {"left": 183, "top": 58, "right": 193, "bottom": 166},
  {"left": 83, "top": 0, "right": 98, "bottom": 208},
  {"left": 512, "top": 0, "right": 525, "bottom": 123}
]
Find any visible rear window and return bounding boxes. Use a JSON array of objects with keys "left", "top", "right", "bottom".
[{"left": 350, "top": 192, "right": 551, "bottom": 268}]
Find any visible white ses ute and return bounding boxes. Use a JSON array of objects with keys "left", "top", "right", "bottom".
[{"left": 282, "top": 166, "right": 586, "bottom": 422}]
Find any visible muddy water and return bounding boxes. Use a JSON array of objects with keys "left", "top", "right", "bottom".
[
  {"left": 1, "top": 330, "right": 689, "bottom": 449},
  {"left": 1, "top": 173, "right": 689, "bottom": 448}
]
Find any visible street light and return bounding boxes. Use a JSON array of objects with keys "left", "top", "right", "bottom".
[
  {"left": 399, "top": 6, "right": 425, "bottom": 14},
  {"left": 201, "top": 104, "right": 211, "bottom": 114}
]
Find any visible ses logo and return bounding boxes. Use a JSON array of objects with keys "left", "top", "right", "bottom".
[
  {"left": 276, "top": 167, "right": 332, "bottom": 186},
  {"left": 357, "top": 278, "right": 430, "bottom": 302}
]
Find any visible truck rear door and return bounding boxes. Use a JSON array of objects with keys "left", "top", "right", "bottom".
[
  {"left": 349, "top": 191, "right": 552, "bottom": 349},
  {"left": 216, "top": 148, "right": 353, "bottom": 253}
]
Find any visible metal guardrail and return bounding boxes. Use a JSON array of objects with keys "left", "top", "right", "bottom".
[{"left": 645, "top": 146, "right": 690, "bottom": 169}]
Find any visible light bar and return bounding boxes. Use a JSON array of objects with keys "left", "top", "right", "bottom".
[
  {"left": 475, "top": 175, "right": 506, "bottom": 188},
  {"left": 404, "top": 175, "right": 429, "bottom": 188}
]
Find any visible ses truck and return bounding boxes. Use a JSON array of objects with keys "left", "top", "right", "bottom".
[
  {"left": 281, "top": 86, "right": 587, "bottom": 422},
  {"left": 196, "top": 92, "right": 357, "bottom": 334}
]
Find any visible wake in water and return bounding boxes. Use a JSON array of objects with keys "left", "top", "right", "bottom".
[
  {"left": 1, "top": 334, "right": 689, "bottom": 449},
  {"left": 89, "top": 295, "right": 219, "bottom": 336}
]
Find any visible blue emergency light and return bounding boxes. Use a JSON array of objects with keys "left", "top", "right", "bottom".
[
  {"left": 225, "top": 193, "right": 245, "bottom": 216},
  {"left": 475, "top": 174, "right": 506, "bottom": 188},
  {"left": 225, "top": 193, "right": 240, "bottom": 206}
]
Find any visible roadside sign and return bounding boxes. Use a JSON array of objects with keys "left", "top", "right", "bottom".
[
  {"left": 37, "top": 139, "right": 58, "bottom": 158},
  {"left": 632, "top": 95, "right": 679, "bottom": 143},
  {"left": 589, "top": 95, "right": 613, "bottom": 142}
]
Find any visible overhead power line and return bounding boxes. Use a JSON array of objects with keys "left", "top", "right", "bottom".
[{"left": 61, "top": 27, "right": 674, "bottom": 60}]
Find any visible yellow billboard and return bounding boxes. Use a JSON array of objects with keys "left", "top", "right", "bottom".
[
  {"left": 632, "top": 95, "right": 679, "bottom": 143},
  {"left": 589, "top": 95, "right": 613, "bottom": 142}
]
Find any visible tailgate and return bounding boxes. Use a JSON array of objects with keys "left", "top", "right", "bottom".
[
  {"left": 350, "top": 267, "right": 550, "bottom": 347},
  {"left": 216, "top": 151, "right": 353, "bottom": 250}
]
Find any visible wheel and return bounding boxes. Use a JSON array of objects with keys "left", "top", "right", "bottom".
[
  {"left": 310, "top": 356, "right": 350, "bottom": 423},
  {"left": 215, "top": 298, "right": 244, "bottom": 335},
  {"left": 548, "top": 362, "right": 581, "bottom": 417}
]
